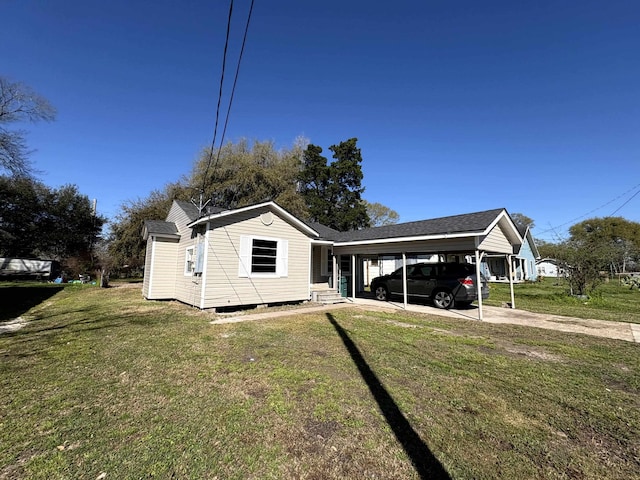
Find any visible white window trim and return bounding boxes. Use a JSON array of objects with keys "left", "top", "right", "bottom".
[
  {"left": 184, "top": 246, "right": 195, "bottom": 276},
  {"left": 238, "top": 235, "right": 288, "bottom": 278},
  {"left": 320, "top": 246, "right": 332, "bottom": 276}
]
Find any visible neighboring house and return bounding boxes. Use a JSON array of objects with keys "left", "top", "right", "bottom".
[
  {"left": 0, "top": 257, "right": 60, "bottom": 280},
  {"left": 536, "top": 258, "right": 563, "bottom": 278},
  {"left": 143, "top": 201, "right": 522, "bottom": 318},
  {"left": 485, "top": 225, "right": 540, "bottom": 282}
]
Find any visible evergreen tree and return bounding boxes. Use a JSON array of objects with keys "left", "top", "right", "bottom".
[{"left": 299, "top": 138, "right": 370, "bottom": 231}]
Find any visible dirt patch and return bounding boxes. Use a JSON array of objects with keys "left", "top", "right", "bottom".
[
  {"left": 304, "top": 419, "right": 340, "bottom": 441},
  {"left": 384, "top": 319, "right": 421, "bottom": 328},
  {"left": 503, "top": 346, "right": 562, "bottom": 362}
]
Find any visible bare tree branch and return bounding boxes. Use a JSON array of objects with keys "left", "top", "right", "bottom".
[{"left": 0, "top": 76, "right": 56, "bottom": 177}]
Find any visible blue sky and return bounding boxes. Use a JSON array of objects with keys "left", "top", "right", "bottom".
[{"left": 3, "top": 0, "right": 639, "bottom": 241}]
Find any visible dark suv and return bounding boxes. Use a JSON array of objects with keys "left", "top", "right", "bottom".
[{"left": 370, "top": 262, "right": 489, "bottom": 309}]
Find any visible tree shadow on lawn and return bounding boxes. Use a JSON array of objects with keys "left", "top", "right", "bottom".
[
  {"left": 326, "top": 313, "right": 451, "bottom": 480},
  {"left": 0, "top": 285, "right": 64, "bottom": 322}
]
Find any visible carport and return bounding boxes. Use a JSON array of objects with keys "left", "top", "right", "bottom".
[{"left": 330, "top": 208, "right": 522, "bottom": 321}]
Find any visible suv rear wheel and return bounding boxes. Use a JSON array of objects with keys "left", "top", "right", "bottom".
[
  {"left": 374, "top": 285, "right": 389, "bottom": 301},
  {"left": 432, "top": 289, "right": 454, "bottom": 309}
]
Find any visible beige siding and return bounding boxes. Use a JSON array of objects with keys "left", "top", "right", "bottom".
[
  {"left": 479, "top": 226, "right": 513, "bottom": 254},
  {"left": 164, "top": 202, "right": 204, "bottom": 304},
  {"left": 142, "top": 238, "right": 153, "bottom": 297},
  {"left": 311, "top": 245, "right": 330, "bottom": 283},
  {"left": 173, "top": 234, "right": 203, "bottom": 306},
  {"left": 202, "top": 207, "right": 311, "bottom": 308},
  {"left": 145, "top": 237, "right": 179, "bottom": 299},
  {"left": 166, "top": 203, "right": 193, "bottom": 231}
]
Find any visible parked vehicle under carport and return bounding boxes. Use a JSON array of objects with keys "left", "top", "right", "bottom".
[{"left": 370, "top": 262, "right": 489, "bottom": 309}]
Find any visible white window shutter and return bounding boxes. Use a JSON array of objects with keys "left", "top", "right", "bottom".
[
  {"left": 238, "top": 235, "right": 251, "bottom": 277},
  {"left": 276, "top": 239, "right": 288, "bottom": 277}
]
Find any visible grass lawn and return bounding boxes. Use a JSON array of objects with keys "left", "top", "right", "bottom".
[
  {"left": 1, "top": 283, "right": 639, "bottom": 479},
  {"left": 484, "top": 277, "right": 640, "bottom": 324}
]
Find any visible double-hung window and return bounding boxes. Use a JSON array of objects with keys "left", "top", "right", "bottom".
[{"left": 238, "top": 235, "right": 288, "bottom": 277}]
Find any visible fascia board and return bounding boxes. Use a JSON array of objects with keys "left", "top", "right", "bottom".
[
  {"left": 310, "top": 239, "right": 334, "bottom": 245},
  {"left": 151, "top": 233, "right": 180, "bottom": 240},
  {"left": 187, "top": 202, "right": 319, "bottom": 237},
  {"left": 143, "top": 228, "right": 180, "bottom": 241},
  {"left": 334, "top": 231, "right": 481, "bottom": 247}
]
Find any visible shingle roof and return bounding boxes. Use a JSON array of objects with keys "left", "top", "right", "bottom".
[
  {"left": 174, "top": 200, "right": 201, "bottom": 222},
  {"left": 304, "top": 221, "right": 343, "bottom": 241},
  {"left": 173, "top": 200, "right": 226, "bottom": 222},
  {"left": 333, "top": 208, "right": 507, "bottom": 243},
  {"left": 144, "top": 220, "right": 179, "bottom": 236}
]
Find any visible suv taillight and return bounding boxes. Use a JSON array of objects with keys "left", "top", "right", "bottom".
[{"left": 459, "top": 277, "right": 474, "bottom": 286}]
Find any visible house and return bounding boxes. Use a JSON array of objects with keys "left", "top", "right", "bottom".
[
  {"left": 142, "top": 201, "right": 523, "bottom": 319},
  {"left": 143, "top": 200, "right": 318, "bottom": 309},
  {"left": 485, "top": 225, "right": 540, "bottom": 282},
  {"left": 536, "top": 258, "right": 563, "bottom": 278}
]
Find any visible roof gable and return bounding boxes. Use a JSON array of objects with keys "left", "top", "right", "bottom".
[
  {"left": 188, "top": 201, "right": 319, "bottom": 238},
  {"left": 519, "top": 226, "right": 540, "bottom": 258}
]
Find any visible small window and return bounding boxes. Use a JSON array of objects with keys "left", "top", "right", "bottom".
[
  {"left": 184, "top": 247, "right": 195, "bottom": 275},
  {"left": 251, "top": 239, "right": 278, "bottom": 273}
]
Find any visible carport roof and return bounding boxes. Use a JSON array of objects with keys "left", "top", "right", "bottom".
[{"left": 312, "top": 208, "right": 510, "bottom": 243}]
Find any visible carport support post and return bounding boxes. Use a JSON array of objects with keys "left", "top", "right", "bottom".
[
  {"left": 474, "top": 250, "right": 484, "bottom": 321},
  {"left": 351, "top": 254, "right": 356, "bottom": 300},
  {"left": 402, "top": 252, "right": 407, "bottom": 309},
  {"left": 508, "top": 255, "right": 516, "bottom": 309}
]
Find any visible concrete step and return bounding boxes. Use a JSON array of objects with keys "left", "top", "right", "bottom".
[{"left": 312, "top": 289, "right": 346, "bottom": 304}]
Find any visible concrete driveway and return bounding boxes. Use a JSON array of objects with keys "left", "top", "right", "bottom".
[{"left": 212, "top": 298, "right": 640, "bottom": 344}]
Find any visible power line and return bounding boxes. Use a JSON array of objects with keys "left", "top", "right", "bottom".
[
  {"left": 609, "top": 187, "right": 640, "bottom": 216},
  {"left": 199, "top": 0, "right": 235, "bottom": 203},
  {"left": 221, "top": 0, "right": 255, "bottom": 209},
  {"left": 198, "top": 0, "right": 255, "bottom": 212},
  {"left": 535, "top": 182, "right": 640, "bottom": 236}
]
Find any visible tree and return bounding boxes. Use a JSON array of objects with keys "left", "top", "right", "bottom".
[
  {"left": 510, "top": 213, "right": 535, "bottom": 231},
  {"left": 536, "top": 239, "right": 563, "bottom": 259},
  {"left": 190, "top": 139, "right": 308, "bottom": 216},
  {"left": 548, "top": 217, "right": 640, "bottom": 295},
  {"left": 299, "top": 138, "right": 370, "bottom": 231},
  {"left": 40, "top": 184, "right": 105, "bottom": 263},
  {"left": 108, "top": 139, "right": 309, "bottom": 274},
  {"left": 364, "top": 200, "right": 399, "bottom": 227},
  {"left": 0, "top": 76, "right": 56, "bottom": 177},
  {"left": 0, "top": 175, "right": 47, "bottom": 256},
  {"left": 0, "top": 176, "right": 104, "bottom": 271},
  {"left": 108, "top": 182, "right": 189, "bottom": 275},
  {"left": 569, "top": 217, "right": 640, "bottom": 274},
  {"left": 298, "top": 144, "right": 332, "bottom": 225}
]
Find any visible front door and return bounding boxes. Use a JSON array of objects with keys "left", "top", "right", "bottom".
[{"left": 339, "top": 255, "right": 351, "bottom": 297}]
